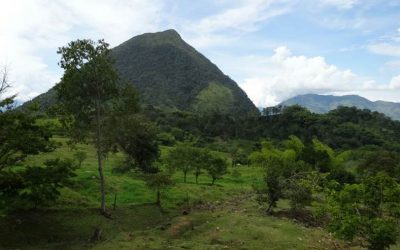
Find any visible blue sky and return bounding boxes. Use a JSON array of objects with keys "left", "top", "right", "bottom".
[{"left": 1, "top": 0, "right": 400, "bottom": 106}]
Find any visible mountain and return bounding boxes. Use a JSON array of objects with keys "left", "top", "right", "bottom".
[
  {"left": 280, "top": 94, "right": 400, "bottom": 120},
  {"left": 26, "top": 29, "right": 259, "bottom": 117}
]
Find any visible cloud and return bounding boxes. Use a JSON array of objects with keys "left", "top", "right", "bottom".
[
  {"left": 0, "top": 0, "right": 164, "bottom": 101},
  {"left": 368, "top": 43, "right": 400, "bottom": 57},
  {"left": 368, "top": 28, "right": 400, "bottom": 57},
  {"left": 390, "top": 75, "right": 400, "bottom": 89},
  {"left": 185, "top": 0, "right": 292, "bottom": 48},
  {"left": 318, "top": 0, "right": 359, "bottom": 9},
  {"left": 238, "top": 46, "right": 397, "bottom": 107}
]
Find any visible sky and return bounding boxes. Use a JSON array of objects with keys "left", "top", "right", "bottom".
[{"left": 1, "top": 0, "right": 400, "bottom": 107}]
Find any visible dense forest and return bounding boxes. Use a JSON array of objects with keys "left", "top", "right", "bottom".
[{"left": 2, "top": 37, "right": 400, "bottom": 250}]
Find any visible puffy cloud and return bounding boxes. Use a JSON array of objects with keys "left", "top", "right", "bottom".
[
  {"left": 390, "top": 75, "right": 400, "bottom": 89},
  {"left": 0, "top": 0, "right": 164, "bottom": 101},
  {"left": 238, "top": 46, "right": 400, "bottom": 107},
  {"left": 239, "top": 46, "right": 362, "bottom": 106}
]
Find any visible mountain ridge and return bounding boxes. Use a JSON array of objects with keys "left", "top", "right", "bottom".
[{"left": 279, "top": 93, "right": 400, "bottom": 120}]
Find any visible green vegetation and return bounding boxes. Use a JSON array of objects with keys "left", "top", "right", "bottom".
[{"left": 3, "top": 34, "right": 400, "bottom": 250}]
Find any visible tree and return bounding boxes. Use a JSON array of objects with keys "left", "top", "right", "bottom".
[
  {"left": 0, "top": 67, "right": 53, "bottom": 170},
  {"left": 73, "top": 151, "right": 87, "bottom": 168},
  {"left": 357, "top": 150, "right": 400, "bottom": 180},
  {"left": 205, "top": 154, "right": 228, "bottom": 185},
  {"left": 326, "top": 172, "right": 400, "bottom": 250},
  {"left": 166, "top": 142, "right": 197, "bottom": 183},
  {"left": 250, "top": 137, "right": 313, "bottom": 213},
  {"left": 56, "top": 39, "right": 120, "bottom": 214},
  {"left": 0, "top": 66, "right": 10, "bottom": 98},
  {"left": 111, "top": 113, "right": 159, "bottom": 174},
  {"left": 0, "top": 158, "right": 76, "bottom": 209},
  {"left": 145, "top": 171, "right": 174, "bottom": 207},
  {"left": 0, "top": 66, "right": 75, "bottom": 211}
]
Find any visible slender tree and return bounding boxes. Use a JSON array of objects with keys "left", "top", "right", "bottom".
[{"left": 56, "top": 39, "right": 120, "bottom": 215}]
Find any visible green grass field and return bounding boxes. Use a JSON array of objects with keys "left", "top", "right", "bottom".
[{"left": 0, "top": 136, "right": 394, "bottom": 249}]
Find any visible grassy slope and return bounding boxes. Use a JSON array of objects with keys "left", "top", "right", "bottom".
[{"left": 0, "top": 136, "right": 389, "bottom": 249}]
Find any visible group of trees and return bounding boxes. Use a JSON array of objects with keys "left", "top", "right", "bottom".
[
  {"left": 144, "top": 103, "right": 400, "bottom": 155},
  {"left": 166, "top": 142, "right": 228, "bottom": 185},
  {"left": 0, "top": 67, "right": 77, "bottom": 210},
  {"left": 1, "top": 38, "right": 232, "bottom": 214},
  {"left": 250, "top": 135, "right": 400, "bottom": 249}
]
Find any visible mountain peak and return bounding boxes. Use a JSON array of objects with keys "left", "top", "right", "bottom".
[
  {"left": 116, "top": 29, "right": 185, "bottom": 50},
  {"left": 25, "top": 29, "right": 258, "bottom": 117},
  {"left": 111, "top": 29, "right": 258, "bottom": 116}
]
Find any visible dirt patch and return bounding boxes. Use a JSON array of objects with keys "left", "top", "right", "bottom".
[
  {"left": 273, "top": 209, "right": 327, "bottom": 227},
  {"left": 168, "top": 217, "right": 194, "bottom": 237}
]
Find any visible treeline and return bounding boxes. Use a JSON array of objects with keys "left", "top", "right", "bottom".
[{"left": 143, "top": 104, "right": 400, "bottom": 152}]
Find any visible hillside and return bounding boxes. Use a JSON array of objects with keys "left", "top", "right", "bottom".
[
  {"left": 26, "top": 30, "right": 258, "bottom": 117},
  {"left": 280, "top": 93, "right": 400, "bottom": 120}
]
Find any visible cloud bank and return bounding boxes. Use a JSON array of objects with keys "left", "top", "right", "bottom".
[{"left": 239, "top": 47, "right": 400, "bottom": 107}]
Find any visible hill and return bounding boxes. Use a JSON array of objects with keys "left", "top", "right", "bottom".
[
  {"left": 25, "top": 30, "right": 259, "bottom": 117},
  {"left": 280, "top": 93, "right": 400, "bottom": 120}
]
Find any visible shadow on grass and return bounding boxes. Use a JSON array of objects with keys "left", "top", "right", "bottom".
[{"left": 0, "top": 204, "right": 169, "bottom": 249}]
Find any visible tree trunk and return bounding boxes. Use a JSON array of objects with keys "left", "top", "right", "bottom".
[
  {"left": 156, "top": 189, "right": 161, "bottom": 206},
  {"left": 266, "top": 201, "right": 274, "bottom": 214},
  {"left": 95, "top": 100, "right": 106, "bottom": 215},
  {"left": 195, "top": 174, "right": 198, "bottom": 184},
  {"left": 113, "top": 193, "right": 117, "bottom": 210},
  {"left": 211, "top": 178, "right": 216, "bottom": 185},
  {"left": 97, "top": 150, "right": 106, "bottom": 214},
  {"left": 183, "top": 171, "right": 187, "bottom": 183}
]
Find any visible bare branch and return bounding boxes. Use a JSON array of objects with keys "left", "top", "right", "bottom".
[{"left": 0, "top": 65, "right": 10, "bottom": 96}]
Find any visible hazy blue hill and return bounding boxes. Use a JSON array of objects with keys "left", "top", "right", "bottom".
[
  {"left": 280, "top": 94, "right": 400, "bottom": 120},
  {"left": 25, "top": 29, "right": 259, "bottom": 117}
]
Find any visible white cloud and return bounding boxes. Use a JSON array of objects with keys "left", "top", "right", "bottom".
[
  {"left": 192, "top": 0, "right": 290, "bottom": 33},
  {"left": 368, "top": 29, "right": 400, "bottom": 57},
  {"left": 390, "top": 75, "right": 400, "bottom": 89},
  {"left": 185, "top": 0, "right": 292, "bottom": 48},
  {"left": 319, "top": 0, "right": 359, "bottom": 9},
  {"left": 368, "top": 43, "right": 400, "bottom": 57},
  {"left": 0, "top": 0, "right": 164, "bottom": 101},
  {"left": 238, "top": 46, "right": 397, "bottom": 107}
]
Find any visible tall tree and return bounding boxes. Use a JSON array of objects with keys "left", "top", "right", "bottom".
[{"left": 56, "top": 39, "right": 120, "bottom": 214}]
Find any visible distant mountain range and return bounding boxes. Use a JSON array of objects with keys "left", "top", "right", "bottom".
[
  {"left": 25, "top": 29, "right": 258, "bottom": 117},
  {"left": 280, "top": 94, "right": 400, "bottom": 120}
]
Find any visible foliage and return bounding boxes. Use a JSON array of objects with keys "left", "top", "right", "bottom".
[
  {"left": 112, "top": 114, "right": 159, "bottom": 174},
  {"left": 0, "top": 104, "right": 54, "bottom": 170},
  {"left": 0, "top": 158, "right": 77, "bottom": 209},
  {"left": 73, "top": 151, "right": 87, "bottom": 168},
  {"left": 145, "top": 171, "right": 174, "bottom": 206},
  {"left": 205, "top": 154, "right": 228, "bottom": 185},
  {"left": 165, "top": 142, "right": 197, "bottom": 183},
  {"left": 357, "top": 150, "right": 400, "bottom": 180},
  {"left": 326, "top": 172, "right": 400, "bottom": 249},
  {"left": 251, "top": 138, "right": 314, "bottom": 212},
  {"left": 56, "top": 38, "right": 121, "bottom": 214}
]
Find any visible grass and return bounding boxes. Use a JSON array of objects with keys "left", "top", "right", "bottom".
[{"left": 0, "top": 136, "right": 374, "bottom": 249}]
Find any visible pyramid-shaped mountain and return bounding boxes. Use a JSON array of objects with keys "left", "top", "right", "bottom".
[{"left": 29, "top": 29, "right": 259, "bottom": 117}]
